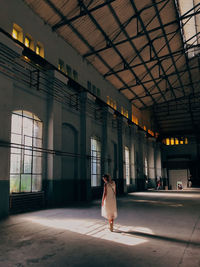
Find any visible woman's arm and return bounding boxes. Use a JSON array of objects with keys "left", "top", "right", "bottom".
[{"left": 102, "top": 184, "right": 107, "bottom": 206}]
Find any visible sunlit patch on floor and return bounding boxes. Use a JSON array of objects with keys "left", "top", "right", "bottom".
[
  {"left": 131, "top": 199, "right": 183, "bottom": 207},
  {"left": 129, "top": 191, "right": 200, "bottom": 199},
  {"left": 25, "top": 217, "right": 149, "bottom": 246}
]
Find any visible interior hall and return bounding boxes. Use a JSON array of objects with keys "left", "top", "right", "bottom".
[{"left": 0, "top": 0, "right": 200, "bottom": 266}]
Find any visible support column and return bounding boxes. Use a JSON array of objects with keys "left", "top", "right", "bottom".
[
  {"left": 130, "top": 125, "right": 137, "bottom": 190},
  {"left": 137, "top": 131, "right": 145, "bottom": 190},
  {"left": 101, "top": 106, "right": 108, "bottom": 176},
  {"left": 117, "top": 116, "right": 124, "bottom": 194},
  {"left": 79, "top": 92, "right": 90, "bottom": 201},
  {"left": 45, "top": 72, "right": 62, "bottom": 206},
  {"left": 0, "top": 77, "right": 12, "bottom": 218},
  {"left": 155, "top": 142, "right": 162, "bottom": 187},
  {"left": 148, "top": 137, "right": 156, "bottom": 188}
]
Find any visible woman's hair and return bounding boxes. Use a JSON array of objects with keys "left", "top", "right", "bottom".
[{"left": 103, "top": 174, "right": 110, "bottom": 181}]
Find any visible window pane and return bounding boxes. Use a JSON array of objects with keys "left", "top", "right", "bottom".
[
  {"left": 34, "top": 121, "right": 42, "bottom": 138},
  {"left": 91, "top": 138, "right": 101, "bottom": 187},
  {"left": 12, "top": 28, "right": 18, "bottom": 39},
  {"left": 33, "top": 114, "right": 40, "bottom": 121},
  {"left": 125, "top": 147, "right": 130, "bottom": 185},
  {"left": 10, "top": 154, "right": 21, "bottom": 174},
  {"left": 21, "top": 174, "right": 31, "bottom": 192},
  {"left": 24, "top": 155, "right": 32, "bottom": 173},
  {"left": 87, "top": 81, "right": 91, "bottom": 91},
  {"left": 10, "top": 175, "right": 20, "bottom": 193},
  {"left": 66, "top": 65, "right": 71, "bottom": 76},
  {"left": 92, "top": 85, "right": 96, "bottom": 95},
  {"left": 14, "top": 110, "right": 22, "bottom": 115},
  {"left": 58, "top": 59, "right": 64, "bottom": 72},
  {"left": 32, "top": 175, "right": 42, "bottom": 192},
  {"left": 91, "top": 175, "right": 97, "bottom": 187},
  {"left": 23, "top": 111, "right": 33, "bottom": 119},
  {"left": 24, "top": 136, "right": 32, "bottom": 155},
  {"left": 97, "top": 88, "right": 100, "bottom": 97},
  {"left": 73, "top": 70, "right": 78, "bottom": 81},
  {"left": 24, "top": 136, "right": 32, "bottom": 146},
  {"left": 33, "top": 138, "right": 42, "bottom": 148},
  {"left": 11, "top": 114, "right": 22, "bottom": 134},
  {"left": 92, "top": 150, "right": 97, "bottom": 158},
  {"left": 11, "top": 133, "right": 21, "bottom": 145},
  {"left": 36, "top": 45, "right": 40, "bottom": 55},
  {"left": 25, "top": 37, "right": 30, "bottom": 48},
  {"left": 32, "top": 156, "right": 42, "bottom": 174},
  {"left": 97, "top": 161, "right": 101, "bottom": 175},
  {"left": 11, "top": 133, "right": 21, "bottom": 154},
  {"left": 23, "top": 117, "right": 33, "bottom": 136},
  {"left": 33, "top": 138, "right": 42, "bottom": 156}
]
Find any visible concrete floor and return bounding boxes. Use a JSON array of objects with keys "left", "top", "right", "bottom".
[{"left": 0, "top": 189, "right": 200, "bottom": 267}]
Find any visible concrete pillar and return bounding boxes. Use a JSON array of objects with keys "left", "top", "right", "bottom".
[
  {"left": 155, "top": 143, "right": 163, "bottom": 187},
  {"left": 79, "top": 92, "right": 90, "bottom": 201},
  {"left": 130, "top": 125, "right": 137, "bottom": 190},
  {"left": 134, "top": 131, "right": 145, "bottom": 190},
  {"left": 117, "top": 116, "right": 124, "bottom": 194},
  {"left": 101, "top": 106, "right": 108, "bottom": 175},
  {"left": 45, "top": 72, "right": 62, "bottom": 206},
  {"left": 0, "top": 77, "right": 13, "bottom": 219},
  {"left": 148, "top": 138, "right": 156, "bottom": 188}
]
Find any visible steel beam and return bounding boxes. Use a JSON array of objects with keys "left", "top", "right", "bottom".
[
  {"left": 107, "top": 1, "right": 167, "bottom": 104},
  {"left": 44, "top": 0, "right": 145, "bottom": 108},
  {"left": 78, "top": 0, "right": 157, "bottom": 105},
  {"left": 83, "top": 9, "right": 200, "bottom": 57},
  {"left": 152, "top": 0, "right": 185, "bottom": 99}
]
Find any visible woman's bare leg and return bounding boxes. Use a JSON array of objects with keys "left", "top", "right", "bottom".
[
  {"left": 109, "top": 219, "right": 114, "bottom": 232},
  {"left": 111, "top": 219, "right": 114, "bottom": 231}
]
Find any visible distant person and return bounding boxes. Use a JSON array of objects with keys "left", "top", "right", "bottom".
[
  {"left": 178, "top": 182, "right": 183, "bottom": 190},
  {"left": 101, "top": 174, "right": 117, "bottom": 232},
  {"left": 157, "top": 179, "right": 161, "bottom": 190},
  {"left": 188, "top": 175, "right": 192, "bottom": 188}
]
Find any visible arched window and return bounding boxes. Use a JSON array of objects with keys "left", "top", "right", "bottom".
[
  {"left": 125, "top": 146, "right": 130, "bottom": 185},
  {"left": 10, "top": 110, "right": 43, "bottom": 193},
  {"left": 91, "top": 137, "right": 101, "bottom": 187}
]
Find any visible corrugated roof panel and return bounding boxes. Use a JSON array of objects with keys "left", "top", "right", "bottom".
[
  {"left": 25, "top": 0, "right": 60, "bottom": 25},
  {"left": 106, "top": 75, "right": 125, "bottom": 89},
  {"left": 59, "top": 27, "right": 89, "bottom": 55},
  {"left": 69, "top": 10, "right": 105, "bottom": 47},
  {"left": 89, "top": 55, "right": 110, "bottom": 75}
]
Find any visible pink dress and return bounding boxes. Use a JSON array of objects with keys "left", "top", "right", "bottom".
[{"left": 101, "top": 181, "right": 117, "bottom": 220}]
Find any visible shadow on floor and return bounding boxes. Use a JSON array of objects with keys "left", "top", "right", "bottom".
[{"left": 113, "top": 229, "right": 200, "bottom": 247}]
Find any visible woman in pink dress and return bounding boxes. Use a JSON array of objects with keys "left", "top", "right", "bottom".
[{"left": 101, "top": 174, "right": 117, "bottom": 232}]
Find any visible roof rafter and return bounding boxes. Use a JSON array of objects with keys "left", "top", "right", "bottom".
[
  {"left": 141, "top": 32, "right": 199, "bottom": 105},
  {"left": 77, "top": 0, "right": 156, "bottom": 106},
  {"left": 152, "top": 0, "right": 185, "bottom": 98},
  {"left": 105, "top": 45, "right": 200, "bottom": 79},
  {"left": 83, "top": 8, "right": 200, "bottom": 58},
  {"left": 107, "top": 1, "right": 168, "bottom": 104},
  {"left": 128, "top": 0, "right": 176, "bottom": 101},
  {"left": 44, "top": 0, "right": 145, "bottom": 108}
]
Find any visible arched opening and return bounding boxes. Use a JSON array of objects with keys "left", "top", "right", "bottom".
[{"left": 61, "top": 123, "right": 78, "bottom": 201}]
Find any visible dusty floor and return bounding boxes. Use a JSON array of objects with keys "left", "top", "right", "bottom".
[{"left": 0, "top": 189, "right": 200, "bottom": 267}]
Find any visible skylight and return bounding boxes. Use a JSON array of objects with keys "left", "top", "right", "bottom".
[{"left": 177, "top": 0, "right": 200, "bottom": 58}]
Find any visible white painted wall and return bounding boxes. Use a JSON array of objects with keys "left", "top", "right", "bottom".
[{"left": 168, "top": 169, "right": 188, "bottom": 190}]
